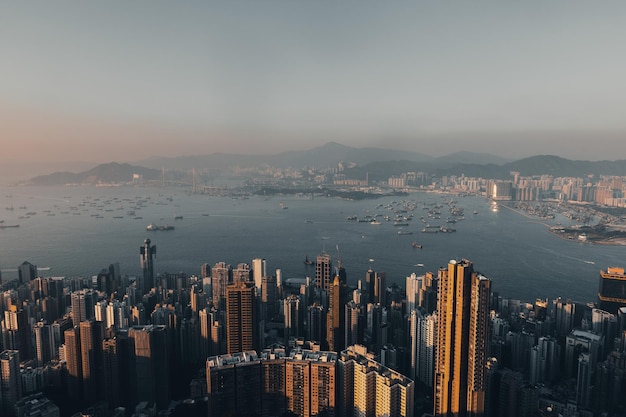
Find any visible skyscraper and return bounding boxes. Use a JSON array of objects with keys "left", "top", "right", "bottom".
[
  {"left": 64, "top": 326, "right": 82, "bottom": 402},
  {"left": 0, "top": 350, "right": 22, "bottom": 417},
  {"left": 128, "top": 325, "right": 170, "bottom": 409},
  {"left": 326, "top": 276, "right": 341, "bottom": 352},
  {"left": 253, "top": 258, "right": 266, "bottom": 290},
  {"left": 598, "top": 266, "right": 626, "bottom": 313},
  {"left": 434, "top": 259, "right": 491, "bottom": 417},
  {"left": 139, "top": 238, "right": 156, "bottom": 294},
  {"left": 225, "top": 282, "right": 255, "bottom": 353},
  {"left": 70, "top": 289, "right": 95, "bottom": 325},
  {"left": 18, "top": 260, "right": 37, "bottom": 285},
  {"left": 315, "top": 251, "right": 332, "bottom": 292},
  {"left": 211, "top": 262, "right": 232, "bottom": 310},
  {"left": 337, "top": 344, "right": 414, "bottom": 417}
]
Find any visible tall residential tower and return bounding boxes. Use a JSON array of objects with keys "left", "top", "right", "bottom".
[{"left": 434, "top": 259, "right": 491, "bottom": 417}]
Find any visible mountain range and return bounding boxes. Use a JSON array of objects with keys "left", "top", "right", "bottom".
[{"left": 20, "top": 142, "right": 626, "bottom": 186}]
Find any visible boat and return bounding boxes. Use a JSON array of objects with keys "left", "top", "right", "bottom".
[
  {"left": 146, "top": 224, "right": 175, "bottom": 231},
  {"left": 411, "top": 241, "right": 423, "bottom": 249},
  {"left": 174, "top": 215, "right": 184, "bottom": 220},
  {"left": 398, "top": 230, "right": 413, "bottom": 235},
  {"left": 370, "top": 221, "right": 381, "bottom": 225},
  {"left": 304, "top": 256, "right": 314, "bottom": 266},
  {"left": 422, "top": 228, "right": 438, "bottom": 233},
  {"left": 0, "top": 224, "right": 20, "bottom": 229}
]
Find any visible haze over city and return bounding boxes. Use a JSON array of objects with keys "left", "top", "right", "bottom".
[{"left": 2, "top": 1, "right": 626, "bottom": 167}]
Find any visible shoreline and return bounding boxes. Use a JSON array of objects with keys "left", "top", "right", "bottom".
[{"left": 500, "top": 202, "right": 626, "bottom": 246}]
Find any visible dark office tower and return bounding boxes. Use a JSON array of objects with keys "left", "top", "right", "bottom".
[
  {"left": 0, "top": 350, "right": 22, "bottom": 417},
  {"left": 308, "top": 304, "right": 325, "bottom": 345},
  {"left": 374, "top": 271, "right": 387, "bottom": 306},
  {"left": 102, "top": 338, "right": 121, "bottom": 407},
  {"left": 33, "top": 321, "right": 54, "bottom": 367},
  {"left": 284, "top": 295, "right": 301, "bottom": 342},
  {"left": 200, "top": 263, "right": 211, "bottom": 279},
  {"left": 315, "top": 251, "right": 332, "bottom": 292},
  {"left": 434, "top": 259, "right": 492, "bottom": 417},
  {"left": 97, "top": 263, "right": 119, "bottom": 295},
  {"left": 555, "top": 297, "right": 578, "bottom": 337},
  {"left": 79, "top": 319, "right": 102, "bottom": 404},
  {"left": 18, "top": 260, "right": 37, "bottom": 285},
  {"left": 128, "top": 325, "right": 170, "bottom": 410},
  {"left": 598, "top": 266, "right": 626, "bottom": 313},
  {"left": 365, "top": 268, "right": 375, "bottom": 304},
  {"left": 139, "top": 238, "right": 156, "bottom": 294},
  {"left": 211, "top": 262, "right": 232, "bottom": 310},
  {"left": 261, "top": 275, "right": 278, "bottom": 320},
  {"left": 64, "top": 326, "right": 82, "bottom": 402},
  {"left": 345, "top": 300, "right": 362, "bottom": 348},
  {"left": 225, "top": 282, "right": 255, "bottom": 353},
  {"left": 233, "top": 263, "right": 253, "bottom": 284},
  {"left": 180, "top": 317, "right": 200, "bottom": 365}
]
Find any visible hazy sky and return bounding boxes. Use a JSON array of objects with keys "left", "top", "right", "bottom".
[{"left": 2, "top": 1, "right": 626, "bottom": 163}]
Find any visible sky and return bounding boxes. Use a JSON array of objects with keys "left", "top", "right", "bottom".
[{"left": 2, "top": 1, "right": 626, "bottom": 165}]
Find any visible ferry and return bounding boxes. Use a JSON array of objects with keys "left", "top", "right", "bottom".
[{"left": 146, "top": 224, "right": 175, "bottom": 231}]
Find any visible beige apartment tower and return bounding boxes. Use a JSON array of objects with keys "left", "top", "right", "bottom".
[{"left": 434, "top": 259, "right": 491, "bottom": 417}]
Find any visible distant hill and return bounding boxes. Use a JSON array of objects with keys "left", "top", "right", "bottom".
[
  {"left": 24, "top": 162, "right": 161, "bottom": 186},
  {"left": 22, "top": 145, "right": 626, "bottom": 186},
  {"left": 345, "top": 154, "right": 626, "bottom": 181},
  {"left": 136, "top": 141, "right": 433, "bottom": 171}
]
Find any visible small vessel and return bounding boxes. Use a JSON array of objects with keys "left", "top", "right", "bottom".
[
  {"left": 174, "top": 215, "right": 183, "bottom": 220},
  {"left": 146, "top": 224, "right": 175, "bottom": 231},
  {"left": 304, "top": 256, "right": 314, "bottom": 266},
  {"left": 398, "top": 230, "right": 413, "bottom": 235},
  {"left": 411, "top": 241, "right": 423, "bottom": 249},
  {"left": 0, "top": 224, "right": 20, "bottom": 229}
]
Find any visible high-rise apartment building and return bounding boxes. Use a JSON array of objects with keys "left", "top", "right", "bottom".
[
  {"left": 327, "top": 276, "right": 341, "bottom": 352},
  {"left": 128, "top": 325, "right": 170, "bottom": 409},
  {"left": 225, "top": 282, "right": 256, "bottom": 353},
  {"left": 434, "top": 259, "right": 491, "bottom": 417},
  {"left": 34, "top": 321, "right": 55, "bottom": 367},
  {"left": 206, "top": 349, "right": 336, "bottom": 417},
  {"left": 139, "top": 238, "right": 156, "bottom": 294},
  {"left": 337, "top": 344, "right": 414, "bottom": 417},
  {"left": 233, "top": 262, "right": 253, "bottom": 284},
  {"left": 63, "top": 326, "right": 82, "bottom": 402},
  {"left": 211, "top": 262, "right": 232, "bottom": 310},
  {"left": 70, "top": 289, "right": 95, "bottom": 325},
  {"left": 409, "top": 309, "right": 437, "bottom": 387},
  {"left": 0, "top": 350, "right": 23, "bottom": 417}
]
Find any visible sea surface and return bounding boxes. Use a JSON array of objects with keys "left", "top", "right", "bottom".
[{"left": 1, "top": 185, "right": 623, "bottom": 304}]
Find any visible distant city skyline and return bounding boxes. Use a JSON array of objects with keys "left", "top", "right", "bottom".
[{"left": 2, "top": 2, "right": 626, "bottom": 165}]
